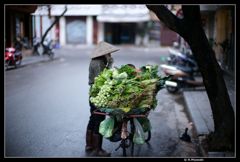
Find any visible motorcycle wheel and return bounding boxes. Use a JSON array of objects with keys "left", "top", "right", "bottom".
[
  {"left": 48, "top": 51, "right": 54, "bottom": 60},
  {"left": 14, "top": 57, "right": 22, "bottom": 68},
  {"left": 166, "top": 85, "right": 179, "bottom": 93},
  {"left": 5, "top": 60, "right": 10, "bottom": 70}
]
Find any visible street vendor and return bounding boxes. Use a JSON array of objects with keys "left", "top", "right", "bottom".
[{"left": 85, "top": 41, "right": 119, "bottom": 157}]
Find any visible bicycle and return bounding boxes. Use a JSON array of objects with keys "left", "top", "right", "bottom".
[{"left": 93, "top": 109, "right": 151, "bottom": 157}]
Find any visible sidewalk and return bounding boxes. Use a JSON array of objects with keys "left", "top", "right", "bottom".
[
  {"left": 183, "top": 73, "right": 235, "bottom": 157},
  {"left": 183, "top": 90, "right": 214, "bottom": 136},
  {"left": 21, "top": 55, "right": 49, "bottom": 66},
  {"left": 21, "top": 50, "right": 62, "bottom": 67}
]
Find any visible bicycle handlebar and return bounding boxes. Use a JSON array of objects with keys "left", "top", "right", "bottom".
[{"left": 92, "top": 109, "right": 149, "bottom": 118}]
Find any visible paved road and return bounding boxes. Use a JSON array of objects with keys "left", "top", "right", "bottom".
[{"left": 5, "top": 46, "right": 201, "bottom": 157}]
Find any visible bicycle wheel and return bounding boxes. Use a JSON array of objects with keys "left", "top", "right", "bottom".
[
  {"left": 130, "top": 139, "right": 134, "bottom": 156},
  {"left": 121, "top": 137, "right": 133, "bottom": 157},
  {"left": 122, "top": 139, "right": 127, "bottom": 157},
  {"left": 145, "top": 130, "right": 151, "bottom": 142}
]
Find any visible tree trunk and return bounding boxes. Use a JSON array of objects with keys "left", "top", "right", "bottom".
[
  {"left": 146, "top": 5, "right": 234, "bottom": 152},
  {"left": 184, "top": 25, "right": 234, "bottom": 152},
  {"left": 40, "top": 6, "right": 67, "bottom": 48}
]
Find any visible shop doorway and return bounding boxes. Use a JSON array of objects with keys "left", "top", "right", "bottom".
[
  {"left": 66, "top": 16, "right": 86, "bottom": 44},
  {"left": 104, "top": 23, "right": 136, "bottom": 44}
]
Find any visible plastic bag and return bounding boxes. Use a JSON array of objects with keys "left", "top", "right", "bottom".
[
  {"left": 99, "top": 117, "right": 115, "bottom": 138},
  {"left": 137, "top": 117, "right": 152, "bottom": 132},
  {"left": 133, "top": 118, "right": 145, "bottom": 144},
  {"left": 108, "top": 120, "right": 122, "bottom": 142}
]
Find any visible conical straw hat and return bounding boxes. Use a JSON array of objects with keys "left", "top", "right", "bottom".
[{"left": 91, "top": 41, "right": 120, "bottom": 58}]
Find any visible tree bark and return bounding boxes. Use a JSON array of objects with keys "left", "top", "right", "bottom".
[{"left": 147, "top": 5, "right": 234, "bottom": 151}]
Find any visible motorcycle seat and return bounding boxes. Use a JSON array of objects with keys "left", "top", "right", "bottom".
[{"left": 175, "top": 65, "right": 193, "bottom": 74}]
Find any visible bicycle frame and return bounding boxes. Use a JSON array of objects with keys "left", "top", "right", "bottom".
[{"left": 93, "top": 109, "right": 150, "bottom": 156}]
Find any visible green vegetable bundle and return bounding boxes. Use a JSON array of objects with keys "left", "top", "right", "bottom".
[{"left": 89, "top": 64, "right": 168, "bottom": 114}]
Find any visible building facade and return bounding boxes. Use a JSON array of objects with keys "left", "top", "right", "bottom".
[
  {"left": 32, "top": 5, "right": 164, "bottom": 47},
  {"left": 5, "top": 5, "right": 37, "bottom": 47},
  {"left": 32, "top": 4, "right": 235, "bottom": 74},
  {"left": 200, "top": 5, "right": 235, "bottom": 73}
]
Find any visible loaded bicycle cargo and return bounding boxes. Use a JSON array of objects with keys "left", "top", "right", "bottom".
[{"left": 89, "top": 64, "right": 169, "bottom": 156}]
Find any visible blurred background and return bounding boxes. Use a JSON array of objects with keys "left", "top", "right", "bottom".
[
  {"left": 5, "top": 4, "right": 235, "bottom": 72},
  {"left": 4, "top": 4, "right": 235, "bottom": 158}
]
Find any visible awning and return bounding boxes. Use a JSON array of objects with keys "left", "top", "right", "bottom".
[
  {"left": 97, "top": 5, "right": 150, "bottom": 22},
  {"left": 200, "top": 5, "right": 220, "bottom": 11},
  {"left": 32, "top": 5, "right": 102, "bottom": 16},
  {"left": 6, "top": 5, "right": 37, "bottom": 13},
  {"left": 32, "top": 5, "right": 152, "bottom": 22},
  {"left": 97, "top": 14, "right": 150, "bottom": 22}
]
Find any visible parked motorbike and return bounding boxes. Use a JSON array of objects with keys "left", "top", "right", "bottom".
[
  {"left": 167, "top": 48, "right": 198, "bottom": 72},
  {"left": 160, "top": 64, "right": 204, "bottom": 93},
  {"left": 42, "top": 39, "right": 54, "bottom": 60},
  {"left": 5, "top": 47, "right": 22, "bottom": 69}
]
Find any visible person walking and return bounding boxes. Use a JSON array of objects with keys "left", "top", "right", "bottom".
[{"left": 85, "top": 41, "right": 119, "bottom": 157}]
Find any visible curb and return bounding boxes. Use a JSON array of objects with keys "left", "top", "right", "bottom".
[
  {"left": 183, "top": 90, "right": 214, "bottom": 136},
  {"left": 21, "top": 55, "right": 61, "bottom": 67},
  {"left": 183, "top": 90, "right": 235, "bottom": 157},
  {"left": 21, "top": 55, "right": 48, "bottom": 66}
]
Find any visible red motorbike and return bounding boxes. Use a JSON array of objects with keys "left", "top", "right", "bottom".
[{"left": 5, "top": 47, "right": 22, "bottom": 69}]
